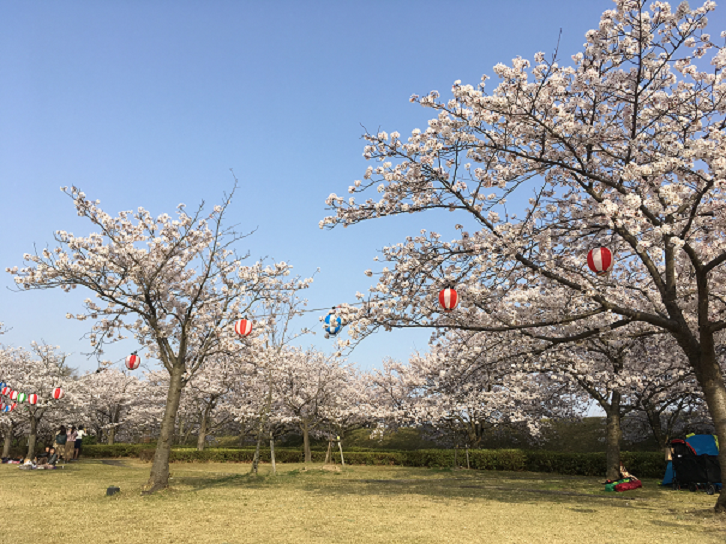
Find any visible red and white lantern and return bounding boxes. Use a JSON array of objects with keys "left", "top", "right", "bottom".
[
  {"left": 125, "top": 353, "right": 141, "bottom": 370},
  {"left": 9, "top": 403, "right": 17, "bottom": 411},
  {"left": 52, "top": 388, "right": 64, "bottom": 400},
  {"left": 0, "top": 386, "right": 10, "bottom": 396},
  {"left": 438, "top": 288, "right": 459, "bottom": 312},
  {"left": 234, "top": 319, "right": 253, "bottom": 337},
  {"left": 587, "top": 247, "right": 614, "bottom": 276},
  {"left": 28, "top": 394, "right": 38, "bottom": 405},
  {"left": 9, "top": 390, "right": 18, "bottom": 401}
]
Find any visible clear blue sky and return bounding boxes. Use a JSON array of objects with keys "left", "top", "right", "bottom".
[{"left": 3, "top": 1, "right": 721, "bottom": 374}]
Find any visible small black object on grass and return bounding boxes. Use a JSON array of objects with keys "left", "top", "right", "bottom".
[{"left": 106, "top": 486, "right": 120, "bottom": 496}]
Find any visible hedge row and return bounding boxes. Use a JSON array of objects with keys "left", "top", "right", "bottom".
[{"left": 81, "top": 444, "right": 666, "bottom": 478}]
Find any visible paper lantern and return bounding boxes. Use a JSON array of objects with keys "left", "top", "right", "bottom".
[
  {"left": 0, "top": 386, "right": 10, "bottom": 396},
  {"left": 17, "top": 393, "right": 27, "bottom": 403},
  {"left": 587, "top": 247, "right": 614, "bottom": 276},
  {"left": 438, "top": 288, "right": 459, "bottom": 312},
  {"left": 0, "top": 382, "right": 5, "bottom": 389},
  {"left": 9, "top": 390, "right": 18, "bottom": 401},
  {"left": 234, "top": 319, "right": 253, "bottom": 337},
  {"left": 52, "top": 388, "right": 64, "bottom": 400},
  {"left": 125, "top": 352, "right": 141, "bottom": 370},
  {"left": 28, "top": 394, "right": 38, "bottom": 405},
  {"left": 324, "top": 311, "right": 342, "bottom": 337}
]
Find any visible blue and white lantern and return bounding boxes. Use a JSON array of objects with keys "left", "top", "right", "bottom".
[{"left": 324, "top": 310, "right": 342, "bottom": 337}]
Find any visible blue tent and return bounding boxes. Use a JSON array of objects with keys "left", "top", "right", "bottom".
[{"left": 661, "top": 434, "right": 719, "bottom": 485}]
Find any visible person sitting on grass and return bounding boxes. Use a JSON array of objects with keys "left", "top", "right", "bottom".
[
  {"left": 619, "top": 461, "right": 637, "bottom": 480},
  {"left": 36, "top": 448, "right": 59, "bottom": 470},
  {"left": 37, "top": 446, "right": 51, "bottom": 465}
]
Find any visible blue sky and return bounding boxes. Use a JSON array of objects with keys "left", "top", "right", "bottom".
[{"left": 2, "top": 1, "right": 722, "bottom": 375}]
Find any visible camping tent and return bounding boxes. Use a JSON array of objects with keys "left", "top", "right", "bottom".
[{"left": 661, "top": 434, "right": 719, "bottom": 485}]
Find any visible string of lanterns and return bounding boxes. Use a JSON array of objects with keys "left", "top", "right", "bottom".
[
  {"left": 432, "top": 247, "right": 612, "bottom": 316},
  {"left": 126, "top": 246, "right": 615, "bottom": 357},
  {"left": 0, "top": 381, "right": 64, "bottom": 412}
]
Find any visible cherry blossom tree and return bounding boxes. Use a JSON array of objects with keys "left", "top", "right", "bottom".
[
  {"left": 10, "top": 185, "right": 311, "bottom": 492},
  {"left": 531, "top": 329, "right": 695, "bottom": 478},
  {"left": 184, "top": 355, "right": 243, "bottom": 450},
  {"left": 323, "top": 0, "right": 726, "bottom": 510},
  {"left": 371, "top": 333, "right": 583, "bottom": 451},
  {"left": 76, "top": 369, "right": 152, "bottom": 444},
  {"left": 274, "top": 347, "right": 360, "bottom": 463},
  {"left": 0, "top": 343, "right": 72, "bottom": 459}
]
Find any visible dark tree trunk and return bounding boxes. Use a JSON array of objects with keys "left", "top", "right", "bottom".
[
  {"left": 197, "top": 406, "right": 210, "bottom": 451},
  {"left": 691, "top": 341, "right": 726, "bottom": 513},
  {"left": 108, "top": 410, "right": 120, "bottom": 445},
  {"left": 302, "top": 422, "right": 311, "bottom": 464},
  {"left": 605, "top": 391, "right": 622, "bottom": 481},
  {"left": 146, "top": 363, "right": 185, "bottom": 492},
  {"left": 2, "top": 425, "right": 13, "bottom": 458},
  {"left": 324, "top": 440, "right": 332, "bottom": 464},
  {"left": 643, "top": 403, "right": 665, "bottom": 450},
  {"left": 26, "top": 415, "right": 38, "bottom": 460}
]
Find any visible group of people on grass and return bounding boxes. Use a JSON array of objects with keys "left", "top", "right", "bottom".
[
  {"left": 52, "top": 425, "right": 86, "bottom": 462},
  {"left": 1, "top": 424, "right": 87, "bottom": 470}
]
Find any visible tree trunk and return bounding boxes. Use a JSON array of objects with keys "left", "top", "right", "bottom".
[
  {"left": 270, "top": 434, "right": 276, "bottom": 476},
  {"left": 146, "top": 363, "right": 185, "bottom": 493},
  {"left": 197, "top": 407, "right": 209, "bottom": 451},
  {"left": 691, "top": 342, "right": 726, "bottom": 513},
  {"left": 605, "top": 392, "right": 622, "bottom": 481},
  {"left": 324, "top": 440, "right": 332, "bottom": 464},
  {"left": 643, "top": 403, "right": 665, "bottom": 450},
  {"left": 26, "top": 415, "right": 38, "bottom": 460},
  {"left": 302, "top": 422, "right": 311, "bottom": 464},
  {"left": 466, "top": 445, "right": 470, "bottom": 470},
  {"left": 108, "top": 410, "right": 120, "bottom": 445},
  {"left": 2, "top": 426, "right": 13, "bottom": 458},
  {"left": 337, "top": 437, "right": 345, "bottom": 467},
  {"left": 251, "top": 416, "right": 265, "bottom": 475}
]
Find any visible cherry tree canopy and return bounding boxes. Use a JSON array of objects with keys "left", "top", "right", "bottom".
[
  {"left": 9, "top": 186, "right": 311, "bottom": 491},
  {"left": 323, "top": 0, "right": 726, "bottom": 510}
]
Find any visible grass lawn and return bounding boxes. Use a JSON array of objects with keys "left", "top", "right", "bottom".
[{"left": 2, "top": 460, "right": 725, "bottom": 543}]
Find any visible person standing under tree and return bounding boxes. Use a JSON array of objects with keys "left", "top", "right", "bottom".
[
  {"left": 66, "top": 426, "right": 77, "bottom": 462},
  {"left": 53, "top": 426, "right": 67, "bottom": 461},
  {"left": 73, "top": 427, "right": 86, "bottom": 460}
]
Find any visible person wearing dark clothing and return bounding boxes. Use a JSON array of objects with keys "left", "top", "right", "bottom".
[
  {"left": 54, "top": 426, "right": 68, "bottom": 460},
  {"left": 74, "top": 427, "right": 86, "bottom": 460}
]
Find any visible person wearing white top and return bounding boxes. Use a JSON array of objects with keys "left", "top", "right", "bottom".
[{"left": 74, "top": 428, "right": 86, "bottom": 460}]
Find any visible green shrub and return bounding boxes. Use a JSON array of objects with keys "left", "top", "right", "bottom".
[
  {"left": 79, "top": 444, "right": 666, "bottom": 478},
  {"left": 82, "top": 444, "right": 153, "bottom": 458}
]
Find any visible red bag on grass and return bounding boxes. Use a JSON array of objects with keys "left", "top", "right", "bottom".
[{"left": 614, "top": 479, "right": 642, "bottom": 492}]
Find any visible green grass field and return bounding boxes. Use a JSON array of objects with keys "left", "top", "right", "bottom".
[{"left": 2, "top": 460, "right": 724, "bottom": 543}]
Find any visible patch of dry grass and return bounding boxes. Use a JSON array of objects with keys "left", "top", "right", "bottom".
[{"left": 1, "top": 460, "right": 725, "bottom": 543}]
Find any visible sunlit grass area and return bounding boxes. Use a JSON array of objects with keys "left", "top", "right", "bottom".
[{"left": 2, "top": 460, "right": 725, "bottom": 543}]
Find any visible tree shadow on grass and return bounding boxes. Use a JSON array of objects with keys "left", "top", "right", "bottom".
[{"left": 172, "top": 472, "right": 269, "bottom": 493}]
